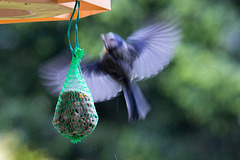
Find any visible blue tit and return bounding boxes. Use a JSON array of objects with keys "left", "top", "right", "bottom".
[{"left": 39, "top": 21, "right": 181, "bottom": 122}]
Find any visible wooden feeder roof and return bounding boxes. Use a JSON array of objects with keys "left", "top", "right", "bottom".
[{"left": 0, "top": 0, "right": 111, "bottom": 24}]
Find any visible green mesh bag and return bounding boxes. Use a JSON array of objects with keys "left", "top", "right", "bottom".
[
  {"left": 52, "top": 1, "right": 98, "bottom": 143},
  {"left": 52, "top": 48, "right": 98, "bottom": 143}
]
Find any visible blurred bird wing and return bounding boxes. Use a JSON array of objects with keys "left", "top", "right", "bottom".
[
  {"left": 38, "top": 52, "right": 70, "bottom": 96},
  {"left": 127, "top": 22, "right": 181, "bottom": 81},
  {"left": 39, "top": 52, "right": 122, "bottom": 102},
  {"left": 82, "top": 62, "right": 122, "bottom": 102}
]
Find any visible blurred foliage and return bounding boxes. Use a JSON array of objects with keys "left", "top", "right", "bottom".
[
  {"left": 0, "top": 131, "right": 53, "bottom": 160},
  {"left": 0, "top": 0, "right": 240, "bottom": 159}
]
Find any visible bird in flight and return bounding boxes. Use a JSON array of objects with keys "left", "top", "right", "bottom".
[{"left": 39, "top": 21, "right": 181, "bottom": 122}]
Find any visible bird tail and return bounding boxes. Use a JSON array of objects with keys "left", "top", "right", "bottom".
[{"left": 123, "top": 82, "right": 151, "bottom": 122}]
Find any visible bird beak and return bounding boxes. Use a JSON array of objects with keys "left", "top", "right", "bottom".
[
  {"left": 101, "top": 34, "right": 108, "bottom": 49},
  {"left": 101, "top": 34, "right": 105, "bottom": 41}
]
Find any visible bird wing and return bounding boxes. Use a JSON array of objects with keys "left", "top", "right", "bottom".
[
  {"left": 39, "top": 52, "right": 122, "bottom": 102},
  {"left": 81, "top": 61, "right": 122, "bottom": 102},
  {"left": 38, "top": 51, "right": 70, "bottom": 96},
  {"left": 127, "top": 21, "right": 181, "bottom": 81}
]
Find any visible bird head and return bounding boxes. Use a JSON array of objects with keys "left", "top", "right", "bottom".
[{"left": 101, "top": 32, "right": 124, "bottom": 52}]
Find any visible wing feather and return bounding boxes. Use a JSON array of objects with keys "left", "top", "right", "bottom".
[
  {"left": 82, "top": 64, "right": 122, "bottom": 102},
  {"left": 127, "top": 21, "right": 181, "bottom": 80}
]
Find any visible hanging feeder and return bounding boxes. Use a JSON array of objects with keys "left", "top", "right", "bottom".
[
  {"left": 0, "top": 0, "right": 111, "bottom": 24},
  {"left": 51, "top": 1, "right": 100, "bottom": 143}
]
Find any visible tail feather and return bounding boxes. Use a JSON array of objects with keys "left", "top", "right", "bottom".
[
  {"left": 123, "top": 82, "right": 151, "bottom": 122},
  {"left": 123, "top": 85, "right": 139, "bottom": 121}
]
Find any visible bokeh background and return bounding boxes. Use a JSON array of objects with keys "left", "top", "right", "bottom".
[{"left": 1, "top": 0, "right": 240, "bottom": 159}]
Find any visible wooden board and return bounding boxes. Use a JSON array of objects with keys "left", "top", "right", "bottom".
[{"left": 0, "top": 0, "right": 111, "bottom": 24}]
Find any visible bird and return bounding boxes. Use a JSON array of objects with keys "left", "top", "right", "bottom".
[{"left": 39, "top": 21, "right": 181, "bottom": 122}]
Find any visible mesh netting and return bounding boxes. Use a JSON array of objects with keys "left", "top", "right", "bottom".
[{"left": 52, "top": 47, "right": 98, "bottom": 143}]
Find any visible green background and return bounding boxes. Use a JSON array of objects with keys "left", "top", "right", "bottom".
[{"left": 0, "top": 0, "right": 240, "bottom": 159}]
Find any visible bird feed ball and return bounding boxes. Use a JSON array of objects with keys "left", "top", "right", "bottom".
[{"left": 53, "top": 89, "right": 98, "bottom": 143}]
